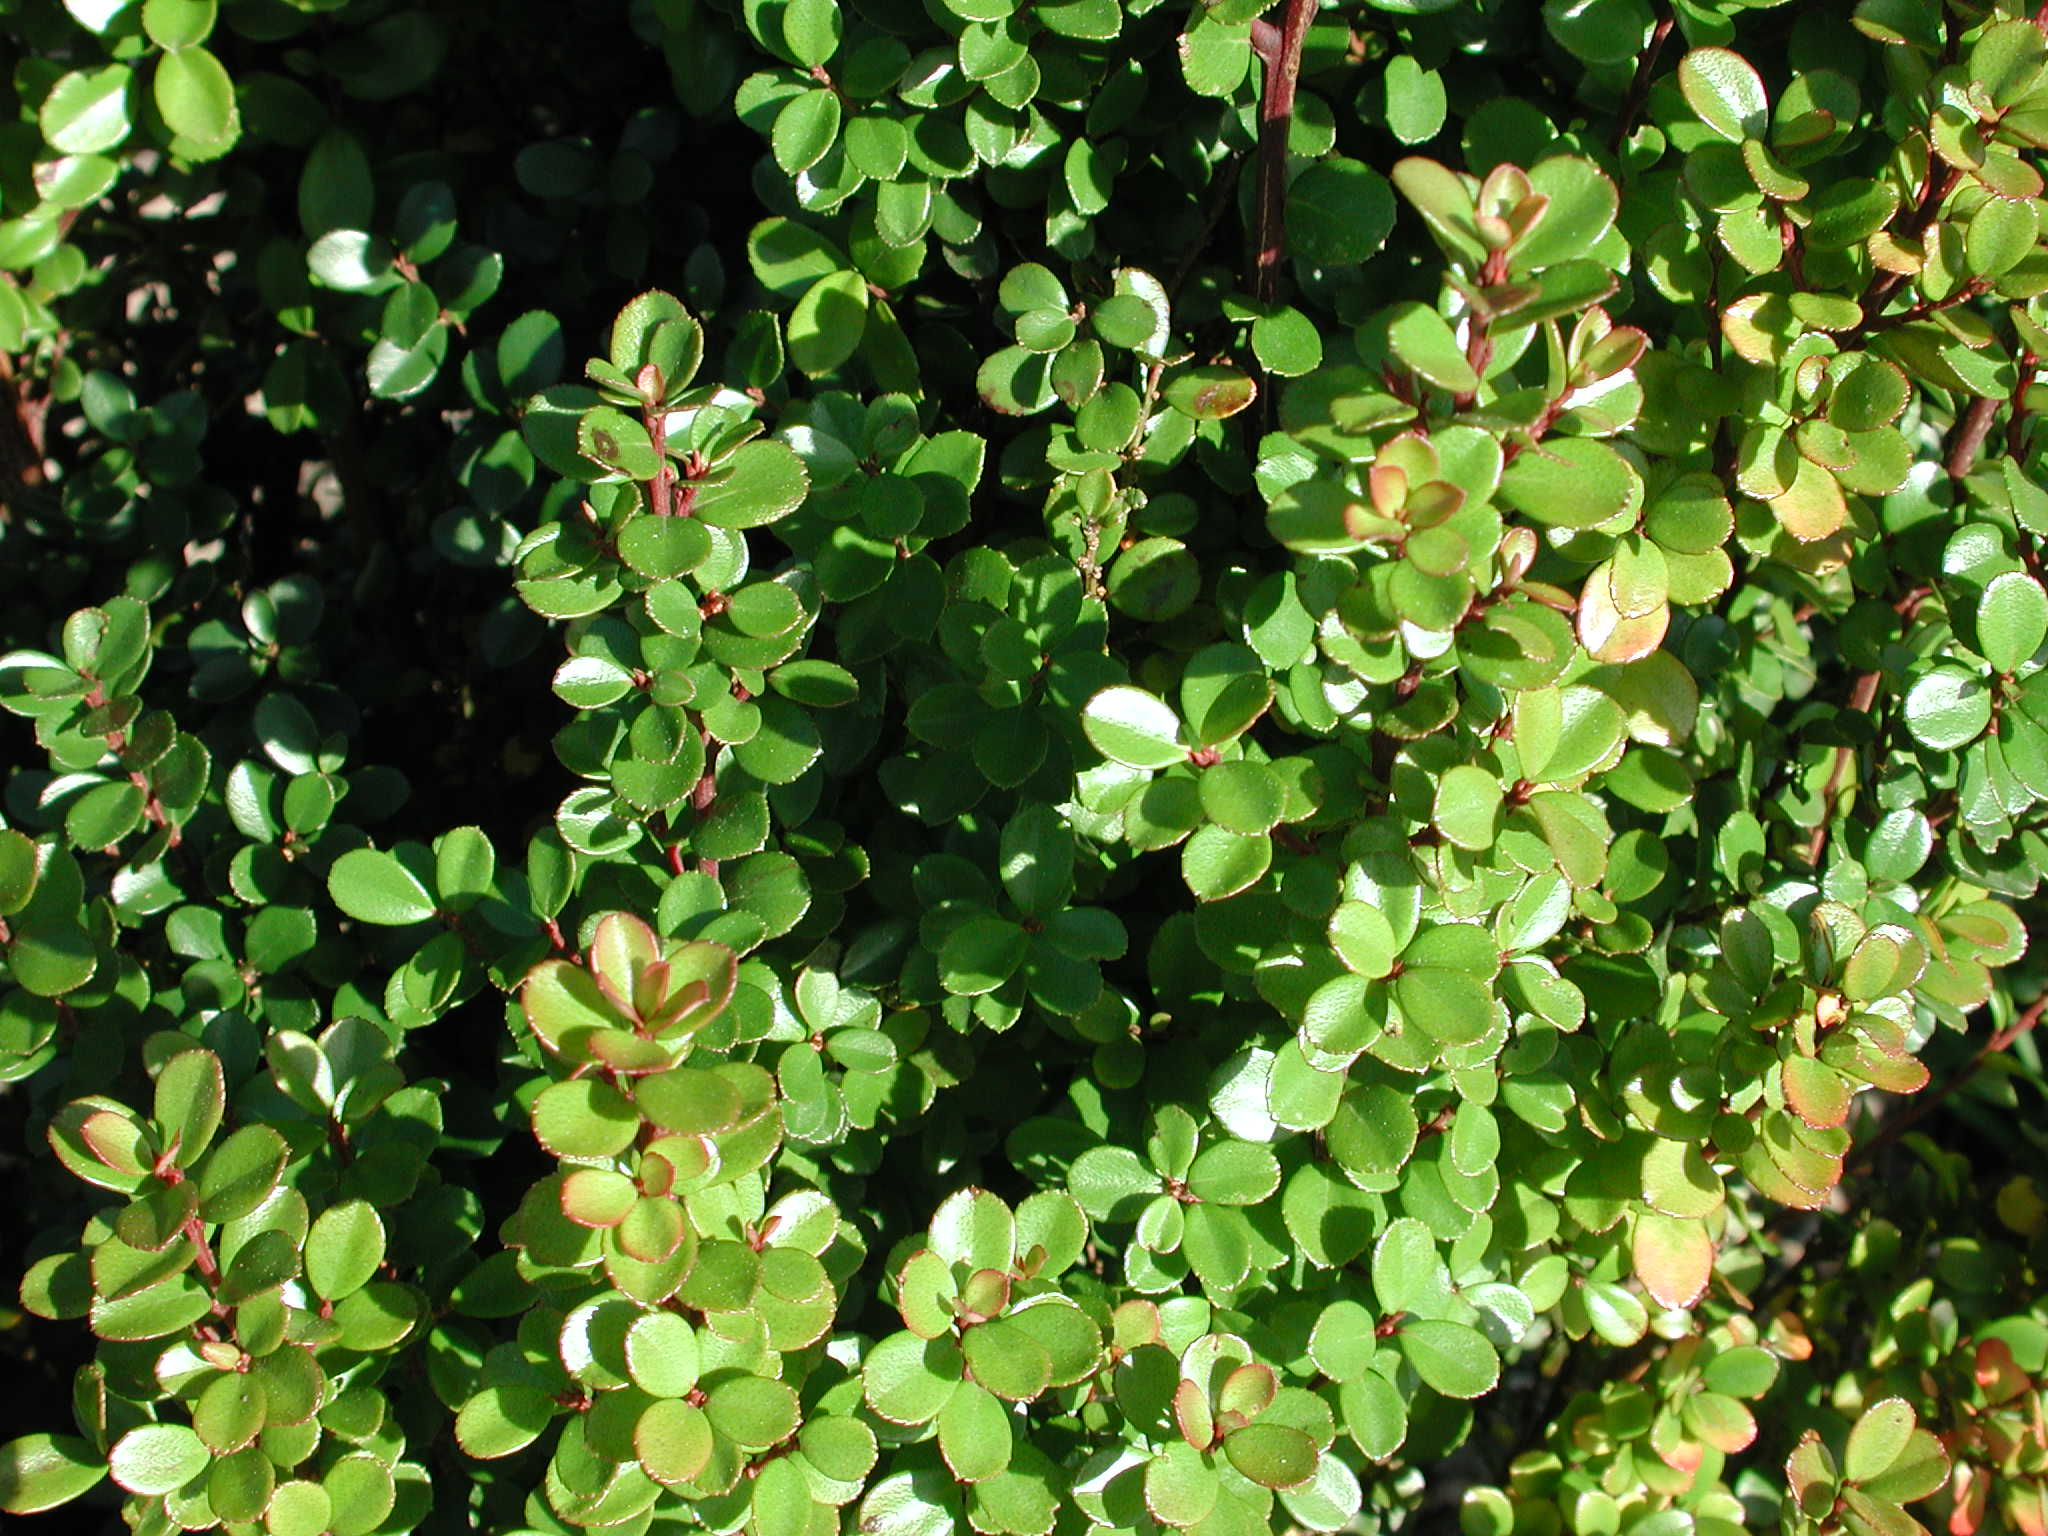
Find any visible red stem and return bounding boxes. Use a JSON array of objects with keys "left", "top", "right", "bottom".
[
  {"left": 646, "top": 408, "right": 674, "bottom": 518},
  {"left": 1861, "top": 163, "right": 1961, "bottom": 315},
  {"left": 1946, "top": 394, "right": 2000, "bottom": 481},
  {"left": 1849, "top": 991, "right": 2048, "bottom": 1174},
  {"left": 1252, "top": 0, "right": 1317, "bottom": 303},
  {"left": 1608, "top": 7, "right": 1674, "bottom": 152}
]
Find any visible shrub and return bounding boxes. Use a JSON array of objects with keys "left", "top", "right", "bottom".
[{"left": 0, "top": 0, "right": 2046, "bottom": 1534}]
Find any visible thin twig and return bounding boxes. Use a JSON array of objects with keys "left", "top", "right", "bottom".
[
  {"left": 1806, "top": 671, "right": 1881, "bottom": 866},
  {"left": 1861, "top": 162, "right": 1961, "bottom": 316},
  {"left": 1166, "top": 154, "right": 1245, "bottom": 303},
  {"left": 1847, "top": 990, "right": 2048, "bottom": 1175},
  {"left": 1806, "top": 585, "right": 1929, "bottom": 866},
  {"left": 1608, "top": 5, "right": 1674, "bottom": 153},
  {"left": 646, "top": 404, "right": 674, "bottom": 518},
  {"left": 1252, "top": 0, "right": 1318, "bottom": 303},
  {"left": 2008, "top": 349, "right": 2038, "bottom": 461},
  {"left": 0, "top": 349, "right": 50, "bottom": 507},
  {"left": 1945, "top": 394, "right": 2000, "bottom": 480}
]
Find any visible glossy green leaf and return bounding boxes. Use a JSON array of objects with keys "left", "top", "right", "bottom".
[
  {"left": 0, "top": 1434, "right": 106, "bottom": 1515},
  {"left": 328, "top": 848, "right": 437, "bottom": 925}
]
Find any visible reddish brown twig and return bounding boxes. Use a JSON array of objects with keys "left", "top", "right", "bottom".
[
  {"left": 1848, "top": 990, "right": 2048, "bottom": 1175},
  {"left": 1861, "top": 162, "right": 1962, "bottom": 315},
  {"left": 2008, "top": 350, "right": 2038, "bottom": 462},
  {"left": 1805, "top": 671, "right": 1881, "bottom": 866},
  {"left": 1252, "top": 0, "right": 1318, "bottom": 303},
  {"left": 1945, "top": 394, "right": 2001, "bottom": 480},
  {"left": 0, "top": 350, "right": 50, "bottom": 507},
  {"left": 1609, "top": 6, "right": 1674, "bottom": 153}
]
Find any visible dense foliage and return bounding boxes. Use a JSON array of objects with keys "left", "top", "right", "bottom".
[{"left": 1, "top": 0, "right": 2046, "bottom": 1533}]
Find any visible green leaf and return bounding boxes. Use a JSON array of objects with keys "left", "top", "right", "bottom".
[
  {"left": 154, "top": 46, "right": 238, "bottom": 154},
  {"left": 1185, "top": 1140, "right": 1281, "bottom": 1205},
  {"left": 1828, "top": 358, "right": 1910, "bottom": 432},
  {"left": 1845, "top": 1398, "right": 1916, "bottom": 1484},
  {"left": 782, "top": 0, "right": 842, "bottom": 66},
  {"left": 1500, "top": 438, "right": 1635, "bottom": 529},
  {"left": 328, "top": 847, "right": 437, "bottom": 925},
  {"left": 635, "top": 1398, "right": 713, "bottom": 1484},
  {"left": 108, "top": 1423, "right": 207, "bottom": 1496},
  {"left": 1580, "top": 1279, "right": 1648, "bottom": 1346},
  {"left": 435, "top": 825, "right": 495, "bottom": 912},
  {"left": 1859, "top": 1429, "right": 1951, "bottom": 1503},
  {"left": 929, "top": 1187, "right": 1017, "bottom": 1274},
  {"left": 1372, "top": 1218, "right": 1451, "bottom": 1314},
  {"left": 788, "top": 269, "right": 870, "bottom": 376},
  {"left": 749, "top": 1456, "right": 813, "bottom": 1536},
  {"left": 998, "top": 804, "right": 1076, "bottom": 922},
  {"left": 772, "top": 89, "right": 842, "bottom": 174},
  {"left": 1386, "top": 302, "right": 1478, "bottom": 392},
  {"left": 939, "top": 1381, "right": 1013, "bottom": 1482},
  {"left": 1381, "top": 54, "right": 1447, "bottom": 145},
  {"left": 1392, "top": 965, "right": 1495, "bottom": 1044},
  {"left": 267, "top": 1480, "right": 333, "bottom": 1536},
  {"left": 1069, "top": 1145, "right": 1163, "bottom": 1221},
  {"left": 1807, "top": 180, "right": 1900, "bottom": 251},
  {"left": 691, "top": 440, "right": 810, "bottom": 529},
  {"left": 1180, "top": 1201, "right": 1253, "bottom": 1292},
  {"left": 1252, "top": 308, "right": 1324, "bottom": 377},
  {"left": 1395, "top": 1318, "right": 1500, "bottom": 1398},
  {"left": 1289, "top": 158, "right": 1396, "bottom": 267},
  {"left": 1967, "top": 196, "right": 2038, "bottom": 277},
  {"left": 979, "top": 345, "right": 1059, "bottom": 414},
  {"left": 705, "top": 1375, "right": 801, "bottom": 1450},
  {"left": 1702, "top": 1345, "right": 1781, "bottom": 1399},
  {"left": 1145, "top": 1440, "right": 1219, "bottom": 1526},
  {"left": 1197, "top": 761, "right": 1285, "bottom": 835},
  {"left": 1222, "top": 1421, "right": 1317, "bottom": 1489},
  {"left": 308, "top": 230, "right": 397, "bottom": 294},
  {"left": 1006, "top": 1296, "right": 1102, "bottom": 1385},
  {"left": 197, "top": 1123, "right": 287, "bottom": 1222},
  {"left": 577, "top": 406, "right": 659, "bottom": 479},
  {"left": 625, "top": 1310, "right": 701, "bottom": 1398},
  {"left": 142, "top": 0, "right": 217, "bottom": 47},
  {"left": 859, "top": 1469, "right": 961, "bottom": 1536},
  {"left": 732, "top": 695, "right": 823, "bottom": 784},
  {"left": 92, "top": 1275, "right": 212, "bottom": 1341},
  {"left": 1434, "top": 765, "right": 1503, "bottom": 850},
  {"left": 1181, "top": 825, "right": 1272, "bottom": 902},
  {"left": 1975, "top": 570, "right": 2048, "bottom": 672},
  {"left": 1392, "top": 156, "right": 1484, "bottom": 265},
  {"left": 864, "top": 1331, "right": 965, "bottom": 1425},
  {"left": 1516, "top": 158, "right": 1619, "bottom": 271},
  {"left": 305, "top": 1199, "right": 386, "bottom": 1301},
  {"left": 323, "top": 1457, "right": 395, "bottom": 1536},
  {"left": 154, "top": 1048, "right": 224, "bottom": 1164},
  {"left": 1163, "top": 366, "right": 1257, "bottom": 420},
  {"left": 0, "top": 1434, "right": 106, "bottom": 1515},
  {"left": 1679, "top": 47, "right": 1768, "bottom": 141},
  {"left": 636, "top": 1066, "right": 743, "bottom": 1135},
  {"left": 0, "top": 830, "right": 38, "bottom": 916},
  {"left": 40, "top": 66, "right": 133, "bottom": 155},
  {"left": 455, "top": 1385, "right": 555, "bottom": 1459},
  {"left": 897, "top": 1249, "right": 959, "bottom": 1339},
  {"left": 499, "top": 309, "right": 565, "bottom": 397},
  {"left": 1903, "top": 668, "right": 1993, "bottom": 750},
  {"left": 940, "top": 915, "right": 1028, "bottom": 995},
  {"left": 192, "top": 1373, "right": 267, "bottom": 1453},
  {"left": 1082, "top": 686, "right": 1185, "bottom": 769}
]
